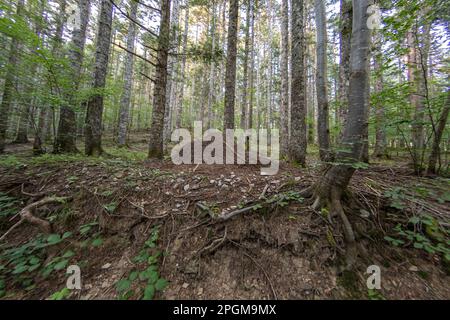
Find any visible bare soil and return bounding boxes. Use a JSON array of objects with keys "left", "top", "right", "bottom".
[{"left": 0, "top": 139, "right": 449, "bottom": 300}]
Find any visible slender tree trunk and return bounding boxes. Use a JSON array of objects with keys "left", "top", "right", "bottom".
[
  {"left": 427, "top": 90, "right": 449, "bottom": 174},
  {"left": 163, "top": 0, "right": 180, "bottom": 147},
  {"left": 240, "top": 0, "right": 251, "bottom": 129},
  {"left": 223, "top": 0, "right": 239, "bottom": 130},
  {"left": 55, "top": 0, "right": 90, "bottom": 153},
  {"left": 85, "top": 0, "right": 113, "bottom": 156},
  {"left": 247, "top": 0, "right": 255, "bottom": 129},
  {"left": 148, "top": 0, "right": 171, "bottom": 158},
  {"left": 338, "top": 0, "right": 352, "bottom": 138},
  {"left": 0, "top": 0, "right": 25, "bottom": 153},
  {"left": 266, "top": 0, "right": 273, "bottom": 132},
  {"left": 280, "top": 0, "right": 289, "bottom": 157},
  {"left": 117, "top": 0, "right": 138, "bottom": 147},
  {"left": 314, "top": 0, "right": 330, "bottom": 161},
  {"left": 206, "top": 0, "right": 217, "bottom": 129},
  {"left": 289, "top": 0, "right": 307, "bottom": 165},
  {"left": 372, "top": 32, "right": 388, "bottom": 158},
  {"left": 175, "top": 1, "right": 189, "bottom": 129}
]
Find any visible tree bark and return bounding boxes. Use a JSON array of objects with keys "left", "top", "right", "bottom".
[
  {"left": 240, "top": 0, "right": 251, "bottom": 129},
  {"left": 206, "top": 0, "right": 217, "bottom": 129},
  {"left": 55, "top": 0, "right": 90, "bottom": 154},
  {"left": 427, "top": 91, "right": 449, "bottom": 174},
  {"left": 314, "top": 0, "right": 331, "bottom": 161},
  {"left": 117, "top": 0, "right": 138, "bottom": 147},
  {"left": 289, "top": 0, "right": 307, "bottom": 165},
  {"left": 223, "top": 0, "right": 239, "bottom": 130},
  {"left": 148, "top": 0, "right": 171, "bottom": 158},
  {"left": 372, "top": 31, "right": 388, "bottom": 158},
  {"left": 85, "top": 0, "right": 113, "bottom": 156},
  {"left": 0, "top": 0, "right": 25, "bottom": 153},
  {"left": 306, "top": 0, "right": 373, "bottom": 266},
  {"left": 174, "top": 1, "right": 189, "bottom": 129},
  {"left": 338, "top": 0, "right": 352, "bottom": 138},
  {"left": 280, "top": 0, "right": 289, "bottom": 157},
  {"left": 163, "top": 0, "right": 180, "bottom": 147}
]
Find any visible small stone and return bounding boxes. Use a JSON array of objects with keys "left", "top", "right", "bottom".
[
  {"left": 198, "top": 287, "right": 204, "bottom": 295},
  {"left": 409, "top": 266, "right": 419, "bottom": 272},
  {"left": 184, "top": 184, "right": 190, "bottom": 191},
  {"left": 101, "top": 263, "right": 111, "bottom": 269},
  {"left": 182, "top": 282, "right": 189, "bottom": 289}
]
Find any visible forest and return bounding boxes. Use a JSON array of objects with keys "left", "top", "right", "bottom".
[{"left": 0, "top": 0, "right": 449, "bottom": 301}]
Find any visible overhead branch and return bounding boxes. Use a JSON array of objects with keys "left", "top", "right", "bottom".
[
  {"left": 112, "top": 42, "right": 157, "bottom": 67},
  {"left": 110, "top": 0, "right": 159, "bottom": 39},
  {"left": 139, "top": 71, "right": 156, "bottom": 83}
]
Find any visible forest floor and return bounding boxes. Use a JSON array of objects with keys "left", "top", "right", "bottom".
[{"left": 0, "top": 134, "right": 449, "bottom": 300}]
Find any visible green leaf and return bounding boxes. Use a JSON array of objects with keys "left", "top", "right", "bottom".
[
  {"left": 129, "top": 271, "right": 138, "bottom": 281},
  {"left": 53, "top": 259, "right": 69, "bottom": 271},
  {"left": 413, "top": 242, "right": 424, "bottom": 249},
  {"left": 91, "top": 238, "right": 103, "bottom": 247},
  {"left": 28, "top": 263, "right": 41, "bottom": 272},
  {"left": 62, "top": 232, "right": 72, "bottom": 239},
  {"left": 143, "top": 284, "right": 155, "bottom": 300},
  {"left": 116, "top": 279, "right": 131, "bottom": 292},
  {"left": 47, "top": 234, "right": 62, "bottom": 245},
  {"left": 12, "top": 264, "right": 28, "bottom": 274},
  {"left": 62, "top": 250, "right": 75, "bottom": 258},
  {"left": 154, "top": 278, "right": 168, "bottom": 291}
]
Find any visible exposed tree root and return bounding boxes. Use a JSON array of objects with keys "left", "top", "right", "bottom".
[
  {"left": 0, "top": 197, "right": 70, "bottom": 242},
  {"left": 300, "top": 181, "right": 358, "bottom": 270}
]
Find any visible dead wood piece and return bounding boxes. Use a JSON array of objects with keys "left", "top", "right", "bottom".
[{"left": 0, "top": 197, "right": 70, "bottom": 242}]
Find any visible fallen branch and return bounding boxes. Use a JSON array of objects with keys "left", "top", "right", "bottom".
[{"left": 0, "top": 197, "right": 70, "bottom": 242}]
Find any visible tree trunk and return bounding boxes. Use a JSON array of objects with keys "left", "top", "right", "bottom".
[
  {"left": 289, "top": 0, "right": 307, "bottom": 165},
  {"left": 148, "top": 0, "right": 171, "bottom": 159},
  {"left": 338, "top": 0, "right": 352, "bottom": 138},
  {"left": 314, "top": 0, "right": 331, "bottom": 161},
  {"left": 223, "top": 0, "right": 239, "bottom": 130},
  {"left": 85, "top": 0, "right": 113, "bottom": 156},
  {"left": 280, "top": 0, "right": 289, "bottom": 157},
  {"left": 305, "top": 0, "right": 373, "bottom": 266},
  {"left": 247, "top": 0, "right": 255, "bottom": 129},
  {"left": 0, "top": 0, "right": 25, "bottom": 153},
  {"left": 372, "top": 31, "right": 388, "bottom": 158},
  {"left": 117, "top": 0, "right": 138, "bottom": 147},
  {"left": 240, "top": 0, "right": 251, "bottom": 129},
  {"left": 55, "top": 0, "right": 90, "bottom": 153},
  {"left": 427, "top": 91, "right": 449, "bottom": 174},
  {"left": 175, "top": 1, "right": 189, "bottom": 129},
  {"left": 163, "top": 0, "right": 180, "bottom": 147},
  {"left": 206, "top": 0, "right": 217, "bottom": 129}
]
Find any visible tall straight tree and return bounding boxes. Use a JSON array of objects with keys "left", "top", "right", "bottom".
[
  {"left": 289, "top": 0, "right": 307, "bottom": 165},
  {"left": 55, "top": 0, "right": 91, "bottom": 153},
  {"left": 302, "top": 0, "right": 373, "bottom": 265},
  {"left": 15, "top": 0, "right": 50, "bottom": 144},
  {"left": 206, "top": 0, "right": 217, "bottom": 129},
  {"left": 240, "top": 0, "right": 251, "bottom": 129},
  {"left": 372, "top": 31, "right": 387, "bottom": 158},
  {"left": 85, "top": 0, "right": 113, "bottom": 156},
  {"left": 338, "top": 0, "right": 352, "bottom": 136},
  {"left": 223, "top": 0, "right": 239, "bottom": 130},
  {"left": 279, "top": 0, "right": 289, "bottom": 156},
  {"left": 148, "top": 0, "right": 171, "bottom": 158},
  {"left": 314, "top": 0, "right": 330, "bottom": 161},
  {"left": 163, "top": 0, "right": 180, "bottom": 147},
  {"left": 174, "top": 1, "right": 189, "bottom": 129},
  {"left": 0, "top": 0, "right": 25, "bottom": 153},
  {"left": 117, "top": 0, "right": 138, "bottom": 147}
]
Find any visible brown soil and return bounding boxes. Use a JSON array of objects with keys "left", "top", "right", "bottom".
[{"left": 0, "top": 140, "right": 449, "bottom": 300}]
